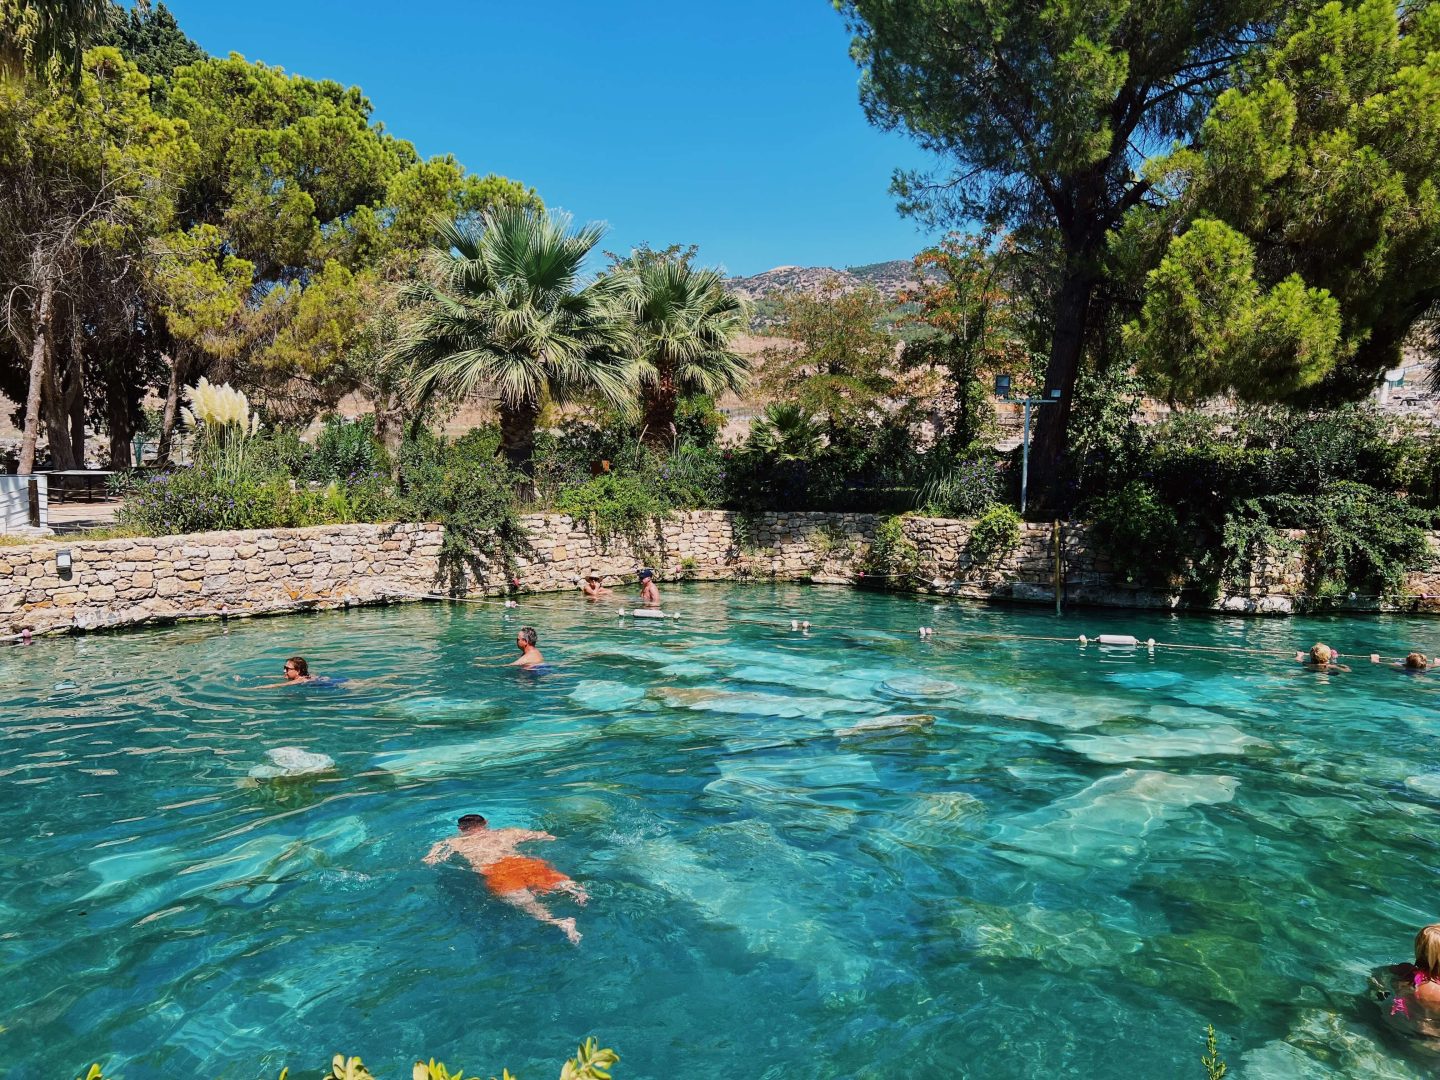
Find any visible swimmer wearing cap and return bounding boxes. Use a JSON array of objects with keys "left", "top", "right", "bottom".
[
  {"left": 638, "top": 568, "right": 660, "bottom": 608},
  {"left": 580, "top": 573, "right": 611, "bottom": 601}
]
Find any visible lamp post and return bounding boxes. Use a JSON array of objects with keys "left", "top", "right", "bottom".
[{"left": 995, "top": 376, "right": 1062, "bottom": 514}]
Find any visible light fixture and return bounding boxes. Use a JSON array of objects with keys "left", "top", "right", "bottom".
[
  {"left": 993, "top": 374, "right": 1012, "bottom": 399},
  {"left": 1047, "top": 387, "right": 1062, "bottom": 399},
  {"left": 55, "top": 549, "right": 72, "bottom": 574}
]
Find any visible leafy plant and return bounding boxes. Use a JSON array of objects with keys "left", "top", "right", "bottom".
[
  {"left": 1088, "top": 480, "right": 1187, "bottom": 587},
  {"left": 556, "top": 473, "right": 667, "bottom": 559},
  {"left": 967, "top": 504, "right": 1022, "bottom": 566},
  {"left": 916, "top": 454, "right": 999, "bottom": 517},
  {"left": 399, "top": 430, "right": 535, "bottom": 593},
  {"left": 309, "top": 416, "right": 388, "bottom": 484},
  {"left": 1201, "top": 1024, "right": 1227, "bottom": 1080},
  {"left": 861, "top": 515, "right": 919, "bottom": 582}
]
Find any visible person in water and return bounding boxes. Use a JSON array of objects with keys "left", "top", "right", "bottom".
[
  {"left": 509, "top": 626, "right": 545, "bottom": 668},
  {"left": 261, "top": 656, "right": 319, "bottom": 687},
  {"left": 1370, "top": 651, "right": 1429, "bottom": 671},
  {"left": 423, "top": 814, "right": 586, "bottom": 944},
  {"left": 580, "top": 573, "right": 611, "bottom": 601},
  {"left": 1295, "top": 642, "right": 1350, "bottom": 671},
  {"left": 639, "top": 567, "right": 660, "bottom": 607},
  {"left": 1372, "top": 924, "right": 1440, "bottom": 1039}
]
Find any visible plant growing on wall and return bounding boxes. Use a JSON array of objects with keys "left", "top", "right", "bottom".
[
  {"left": 966, "top": 505, "right": 1022, "bottom": 567},
  {"left": 860, "top": 515, "right": 919, "bottom": 583}
]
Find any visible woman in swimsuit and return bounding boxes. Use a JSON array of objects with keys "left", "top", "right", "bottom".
[{"left": 1373, "top": 924, "right": 1440, "bottom": 1042}]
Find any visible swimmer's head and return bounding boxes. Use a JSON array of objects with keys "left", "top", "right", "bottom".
[
  {"left": 458, "top": 814, "right": 488, "bottom": 833},
  {"left": 638, "top": 568, "right": 654, "bottom": 582},
  {"left": 1309, "top": 643, "right": 1333, "bottom": 665},
  {"left": 516, "top": 626, "right": 538, "bottom": 648},
  {"left": 1406, "top": 652, "right": 1428, "bottom": 670},
  {"left": 283, "top": 656, "right": 308, "bottom": 680},
  {"left": 1416, "top": 924, "right": 1440, "bottom": 976}
]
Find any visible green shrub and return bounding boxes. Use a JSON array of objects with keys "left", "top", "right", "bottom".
[
  {"left": 1089, "top": 480, "right": 1187, "bottom": 586},
  {"left": 915, "top": 454, "right": 999, "bottom": 517},
  {"left": 308, "top": 416, "right": 389, "bottom": 484},
  {"left": 399, "top": 430, "right": 533, "bottom": 592},
  {"left": 967, "top": 504, "right": 1022, "bottom": 566},
  {"left": 861, "top": 515, "right": 919, "bottom": 581},
  {"left": 556, "top": 472, "right": 667, "bottom": 558}
]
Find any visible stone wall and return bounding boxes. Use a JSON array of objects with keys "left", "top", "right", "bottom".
[{"left": 4, "top": 512, "right": 1440, "bottom": 637}]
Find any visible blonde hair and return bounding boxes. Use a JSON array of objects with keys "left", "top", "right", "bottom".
[
  {"left": 1405, "top": 652, "right": 1428, "bottom": 670},
  {"left": 1416, "top": 925, "right": 1440, "bottom": 977},
  {"left": 1309, "top": 643, "right": 1333, "bottom": 665}
]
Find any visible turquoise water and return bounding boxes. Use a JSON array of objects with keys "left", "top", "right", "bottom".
[{"left": 3, "top": 584, "right": 1439, "bottom": 1079}]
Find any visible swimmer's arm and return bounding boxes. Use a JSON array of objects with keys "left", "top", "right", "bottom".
[
  {"left": 422, "top": 839, "right": 454, "bottom": 865},
  {"left": 516, "top": 830, "right": 556, "bottom": 842}
]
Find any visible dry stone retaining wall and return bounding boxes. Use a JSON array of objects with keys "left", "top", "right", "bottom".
[{"left": 3, "top": 512, "right": 1439, "bottom": 637}]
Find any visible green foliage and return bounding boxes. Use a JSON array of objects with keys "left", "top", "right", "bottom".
[
  {"left": 1089, "top": 480, "right": 1186, "bottom": 587},
  {"left": 308, "top": 415, "right": 388, "bottom": 484},
  {"left": 861, "top": 515, "right": 919, "bottom": 581},
  {"left": 97, "top": 0, "right": 204, "bottom": 88},
  {"left": 1, "top": 0, "right": 111, "bottom": 84},
  {"left": 1125, "top": 0, "right": 1440, "bottom": 403},
  {"left": 967, "top": 504, "right": 1022, "bottom": 566},
  {"left": 1202, "top": 1024, "right": 1228, "bottom": 1080},
  {"left": 557, "top": 472, "right": 667, "bottom": 558},
  {"left": 916, "top": 455, "right": 999, "bottom": 518},
  {"left": 746, "top": 403, "right": 823, "bottom": 463},
  {"left": 614, "top": 257, "right": 748, "bottom": 448},
  {"left": 1066, "top": 366, "right": 1146, "bottom": 496},
  {"left": 673, "top": 393, "right": 723, "bottom": 449},
  {"left": 398, "top": 429, "right": 533, "bottom": 593},
  {"left": 394, "top": 208, "right": 633, "bottom": 474}
]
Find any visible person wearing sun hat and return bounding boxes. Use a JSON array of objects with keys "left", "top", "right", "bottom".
[{"left": 580, "top": 572, "right": 611, "bottom": 601}]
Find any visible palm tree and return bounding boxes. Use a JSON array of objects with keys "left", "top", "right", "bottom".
[
  {"left": 394, "top": 207, "right": 633, "bottom": 476},
  {"left": 618, "top": 259, "right": 748, "bottom": 448},
  {"left": 747, "top": 402, "right": 823, "bottom": 462}
]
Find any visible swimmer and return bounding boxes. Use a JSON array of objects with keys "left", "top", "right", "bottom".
[
  {"left": 509, "top": 626, "right": 545, "bottom": 668},
  {"left": 580, "top": 573, "right": 611, "bottom": 601},
  {"left": 1371, "top": 924, "right": 1440, "bottom": 1039},
  {"left": 638, "top": 567, "right": 660, "bottom": 607},
  {"left": 1370, "top": 651, "right": 1429, "bottom": 672},
  {"left": 1295, "top": 642, "right": 1350, "bottom": 672},
  {"left": 261, "top": 656, "right": 318, "bottom": 688},
  {"left": 423, "top": 814, "right": 587, "bottom": 944}
]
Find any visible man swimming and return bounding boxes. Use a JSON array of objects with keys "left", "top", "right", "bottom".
[
  {"left": 423, "top": 814, "right": 587, "bottom": 943},
  {"left": 509, "top": 626, "right": 545, "bottom": 668},
  {"left": 639, "top": 567, "right": 660, "bottom": 607},
  {"left": 260, "top": 656, "right": 319, "bottom": 688}
]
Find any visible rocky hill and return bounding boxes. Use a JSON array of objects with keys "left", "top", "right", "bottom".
[{"left": 725, "top": 259, "right": 924, "bottom": 303}]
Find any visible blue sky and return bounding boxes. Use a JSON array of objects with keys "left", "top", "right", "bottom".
[{"left": 159, "top": 0, "right": 944, "bottom": 275}]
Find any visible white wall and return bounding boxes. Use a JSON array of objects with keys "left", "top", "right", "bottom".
[{"left": 0, "top": 475, "right": 47, "bottom": 532}]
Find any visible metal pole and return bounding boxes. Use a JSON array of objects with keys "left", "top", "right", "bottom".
[{"left": 1020, "top": 398, "right": 1032, "bottom": 515}]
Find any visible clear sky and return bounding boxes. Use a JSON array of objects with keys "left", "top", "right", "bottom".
[{"left": 158, "top": 0, "right": 944, "bottom": 276}]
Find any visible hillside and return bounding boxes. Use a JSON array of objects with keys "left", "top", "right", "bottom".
[{"left": 724, "top": 258, "right": 923, "bottom": 303}]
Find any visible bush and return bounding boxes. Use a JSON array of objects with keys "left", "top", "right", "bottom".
[
  {"left": 861, "top": 515, "right": 919, "bottom": 582},
  {"left": 967, "top": 504, "right": 1022, "bottom": 566},
  {"left": 1089, "top": 480, "right": 1186, "bottom": 586},
  {"left": 399, "top": 430, "right": 532, "bottom": 592},
  {"left": 308, "top": 416, "right": 389, "bottom": 484},
  {"left": 915, "top": 454, "right": 1000, "bottom": 517},
  {"left": 556, "top": 472, "right": 667, "bottom": 558}
]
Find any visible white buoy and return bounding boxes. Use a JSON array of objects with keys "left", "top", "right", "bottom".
[
  {"left": 1078, "top": 635, "right": 1089, "bottom": 646},
  {"left": 791, "top": 619, "right": 800, "bottom": 632},
  {"left": 1097, "top": 634, "right": 1139, "bottom": 647},
  {"left": 620, "top": 609, "right": 675, "bottom": 620}
]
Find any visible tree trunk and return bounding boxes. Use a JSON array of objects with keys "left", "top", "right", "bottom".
[
  {"left": 497, "top": 393, "right": 541, "bottom": 475},
  {"left": 41, "top": 339, "right": 76, "bottom": 471},
  {"left": 1028, "top": 261, "right": 1099, "bottom": 512},
  {"left": 18, "top": 274, "right": 54, "bottom": 475},
  {"left": 372, "top": 394, "right": 404, "bottom": 482},
  {"left": 640, "top": 368, "right": 678, "bottom": 449},
  {"left": 67, "top": 335, "right": 85, "bottom": 470},
  {"left": 106, "top": 362, "right": 134, "bottom": 469},
  {"left": 155, "top": 345, "right": 187, "bottom": 467}
]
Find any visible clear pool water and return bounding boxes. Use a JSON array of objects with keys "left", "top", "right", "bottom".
[{"left": 3, "top": 584, "right": 1439, "bottom": 1079}]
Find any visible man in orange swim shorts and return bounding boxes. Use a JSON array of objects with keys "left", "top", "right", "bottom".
[{"left": 423, "top": 813, "right": 588, "bottom": 944}]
